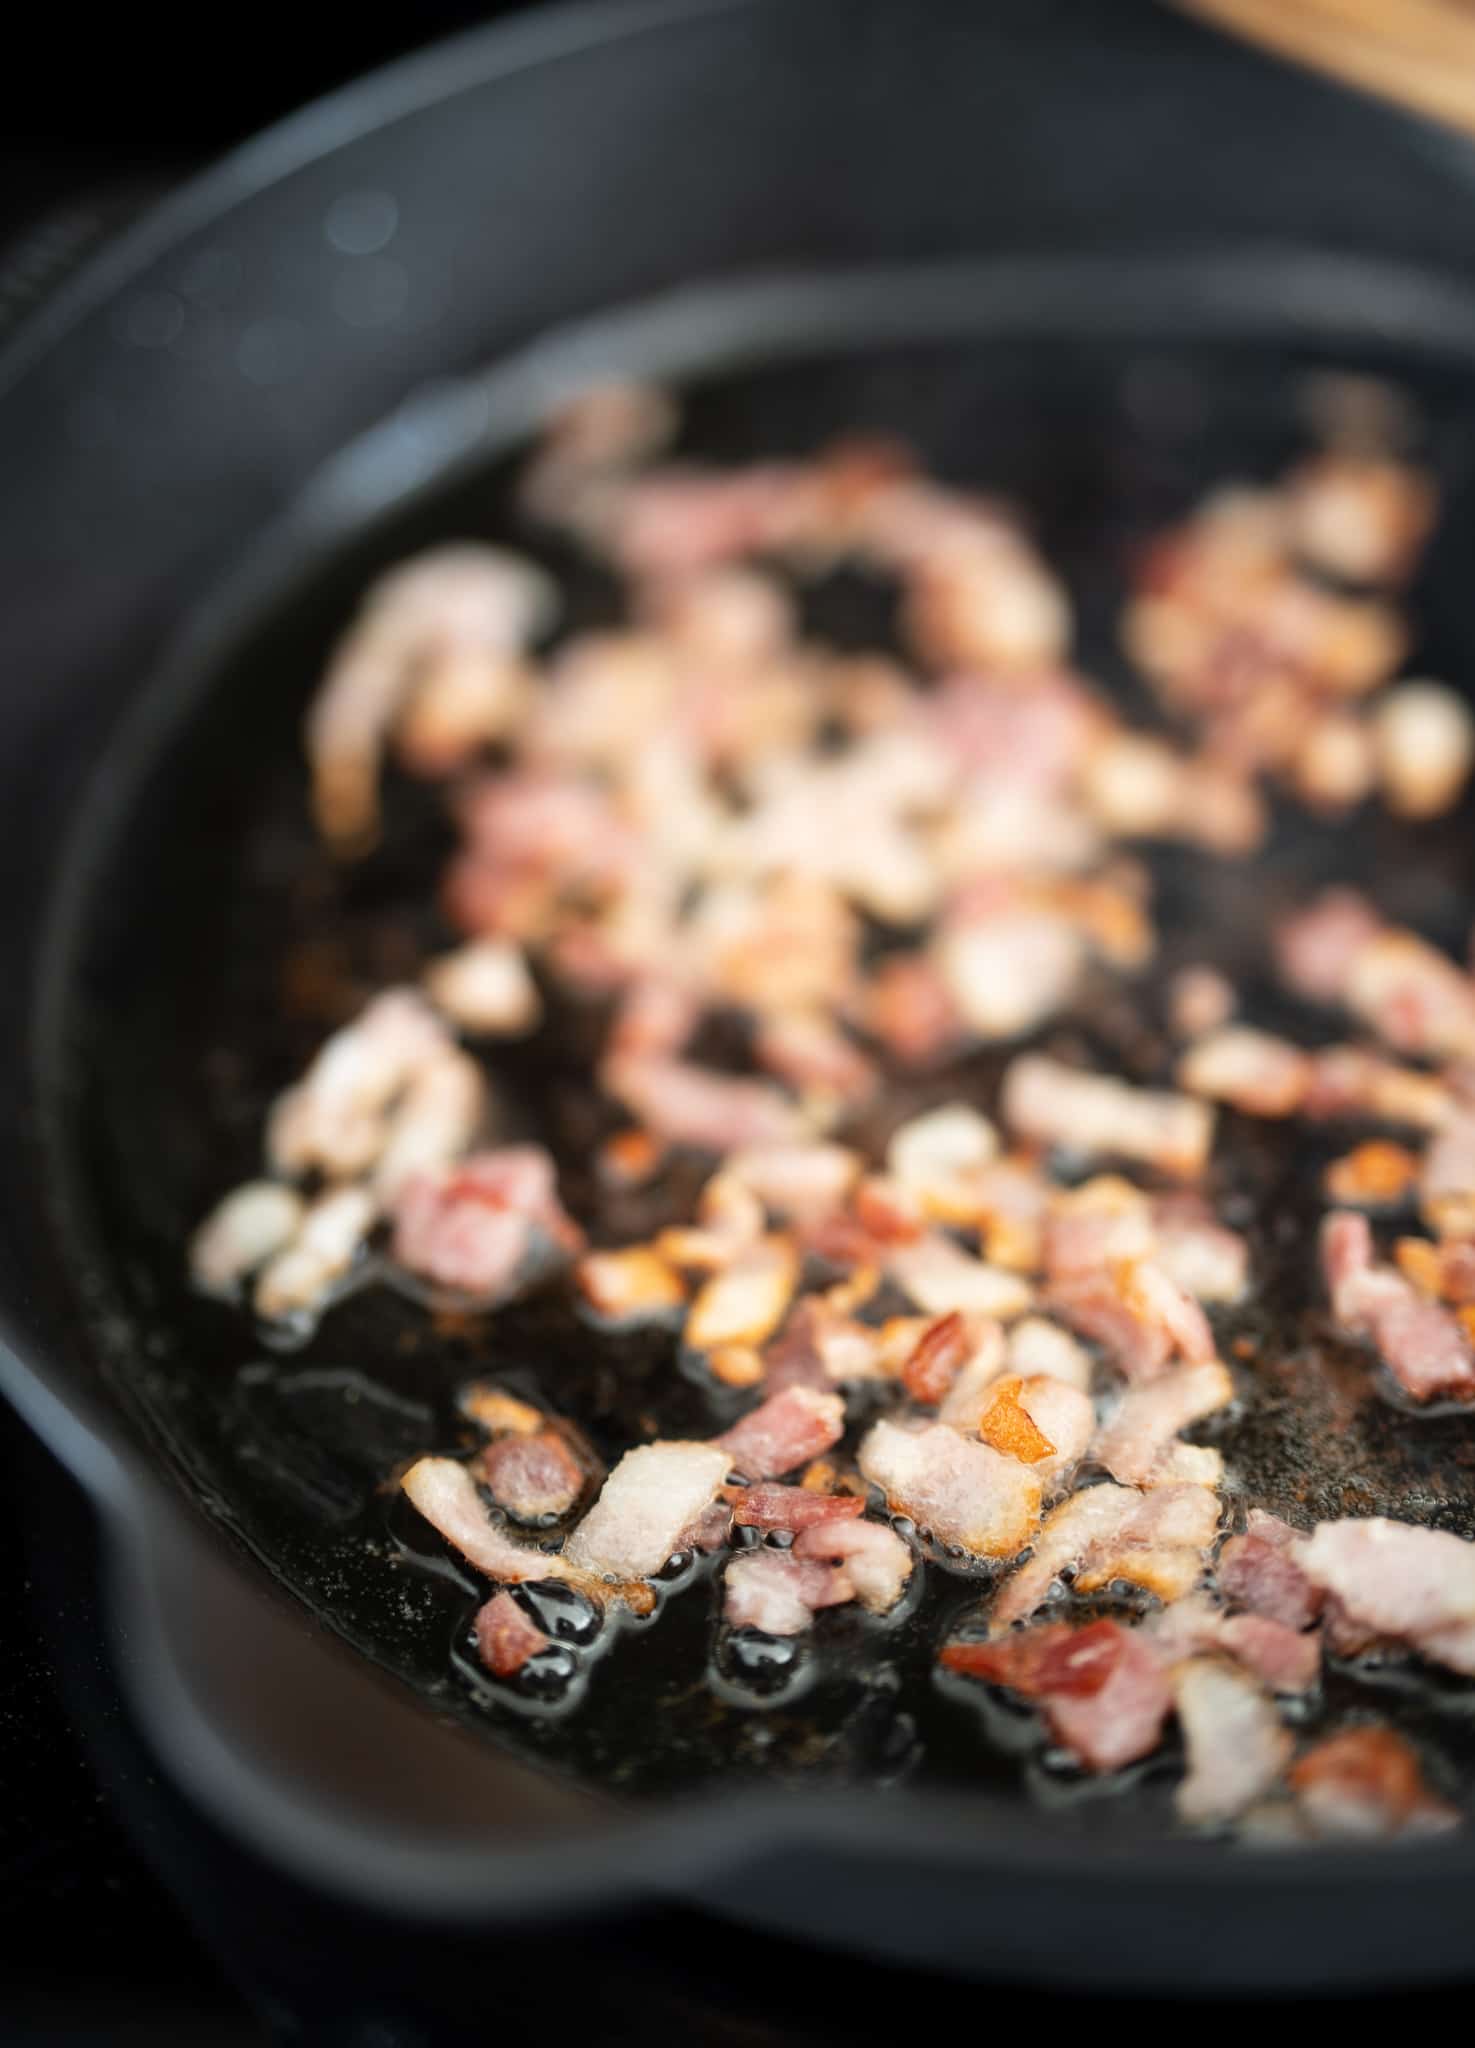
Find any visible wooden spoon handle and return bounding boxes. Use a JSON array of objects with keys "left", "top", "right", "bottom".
[{"left": 1176, "top": 0, "right": 1475, "bottom": 142}]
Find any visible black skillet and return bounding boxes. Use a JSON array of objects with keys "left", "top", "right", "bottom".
[{"left": 8, "top": 0, "right": 1475, "bottom": 1998}]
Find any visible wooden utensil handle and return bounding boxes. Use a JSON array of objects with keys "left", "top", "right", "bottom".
[{"left": 1176, "top": 0, "right": 1475, "bottom": 141}]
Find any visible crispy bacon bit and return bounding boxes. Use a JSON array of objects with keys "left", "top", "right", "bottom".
[
  {"left": 1051, "top": 1256, "right": 1216, "bottom": 1383},
  {"left": 253, "top": 1185, "right": 377, "bottom": 1323},
  {"left": 793, "top": 1517, "right": 914, "bottom": 1613},
  {"left": 1144, "top": 1593, "right": 1320, "bottom": 1694},
  {"left": 1002, "top": 1055, "right": 1214, "bottom": 1178},
  {"left": 886, "top": 1104, "right": 999, "bottom": 1223},
  {"left": 460, "top": 1384, "right": 544, "bottom": 1436},
  {"left": 858, "top": 1418, "right": 1041, "bottom": 1557},
  {"left": 1302, "top": 1045, "right": 1452, "bottom": 1131},
  {"left": 708, "top": 1344, "right": 766, "bottom": 1388},
  {"left": 1374, "top": 682, "right": 1475, "bottom": 821},
  {"left": 1092, "top": 1362, "right": 1233, "bottom": 1488},
  {"left": 564, "top": 1442, "right": 730, "bottom": 1581},
  {"left": 725, "top": 1142, "right": 861, "bottom": 1223},
  {"left": 936, "top": 906, "right": 1085, "bottom": 1041},
  {"left": 976, "top": 1376, "right": 1055, "bottom": 1464},
  {"left": 400, "top": 1456, "right": 653, "bottom": 1612},
  {"left": 475, "top": 1431, "right": 585, "bottom": 1522},
  {"left": 1285, "top": 453, "right": 1434, "bottom": 586},
  {"left": 942, "top": 1619, "right": 1172, "bottom": 1773},
  {"left": 1297, "top": 1517, "right": 1475, "bottom": 1676},
  {"left": 1345, "top": 929, "right": 1475, "bottom": 1065},
  {"left": 1288, "top": 1726, "right": 1458, "bottom": 1839},
  {"left": 716, "top": 1386, "right": 846, "bottom": 1480},
  {"left": 1150, "top": 1198, "right": 1250, "bottom": 1303},
  {"left": 1177, "top": 1027, "right": 1310, "bottom": 1118},
  {"left": 902, "top": 1311, "right": 975, "bottom": 1404},
  {"left": 853, "top": 1174, "right": 927, "bottom": 1245},
  {"left": 1217, "top": 1510, "right": 1322, "bottom": 1631},
  {"left": 934, "top": 1320, "right": 1011, "bottom": 1430},
  {"left": 191, "top": 1181, "right": 304, "bottom": 1296},
  {"left": 267, "top": 988, "right": 454, "bottom": 1180},
  {"left": 1419, "top": 1111, "right": 1475, "bottom": 1238},
  {"left": 1395, "top": 1235, "right": 1475, "bottom": 1305},
  {"left": 1005, "top": 1316, "right": 1093, "bottom": 1391},
  {"left": 474, "top": 1590, "right": 551, "bottom": 1678},
  {"left": 1324, "top": 1140, "right": 1421, "bottom": 1208},
  {"left": 723, "top": 1548, "right": 852, "bottom": 1635},
  {"left": 991, "top": 1482, "right": 1218, "bottom": 1628},
  {"left": 603, "top": 1055, "right": 806, "bottom": 1153},
  {"left": 731, "top": 1485, "right": 866, "bottom": 1532},
  {"left": 423, "top": 939, "right": 541, "bottom": 1036},
  {"left": 1321, "top": 1209, "right": 1475, "bottom": 1400},
  {"left": 576, "top": 1245, "right": 686, "bottom": 1323},
  {"left": 686, "top": 1237, "right": 800, "bottom": 1352},
  {"left": 754, "top": 1011, "right": 878, "bottom": 1108},
  {"left": 391, "top": 1146, "right": 581, "bottom": 1299},
  {"left": 886, "top": 1233, "right": 1034, "bottom": 1319},
  {"left": 1273, "top": 887, "right": 1383, "bottom": 1005},
  {"left": 1174, "top": 1659, "right": 1292, "bottom": 1823}
]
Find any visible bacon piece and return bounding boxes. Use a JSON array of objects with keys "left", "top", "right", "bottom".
[
  {"left": 857, "top": 1418, "right": 1041, "bottom": 1557},
  {"left": 372, "top": 1049, "right": 487, "bottom": 1202},
  {"left": 267, "top": 988, "right": 454, "bottom": 1180},
  {"left": 985, "top": 1376, "right": 1093, "bottom": 1489},
  {"left": 391, "top": 1146, "right": 581, "bottom": 1299},
  {"left": 563, "top": 1441, "right": 730, "bottom": 1581},
  {"left": 724, "top": 1143, "right": 861, "bottom": 1223},
  {"left": 1320, "top": 1210, "right": 1475, "bottom": 1400},
  {"left": 253, "top": 1186, "right": 377, "bottom": 1323},
  {"left": 1150, "top": 1198, "right": 1249, "bottom": 1302},
  {"left": 1297, "top": 1517, "right": 1475, "bottom": 1675},
  {"left": 1345, "top": 929, "right": 1475, "bottom": 1064},
  {"left": 1374, "top": 682, "right": 1475, "bottom": 821},
  {"left": 475, "top": 1431, "right": 585, "bottom": 1521},
  {"left": 191, "top": 1181, "right": 304, "bottom": 1295},
  {"left": 885, "top": 1233, "right": 1033, "bottom": 1319},
  {"left": 886, "top": 1104, "right": 999, "bottom": 1224},
  {"left": 603, "top": 1055, "right": 805, "bottom": 1153},
  {"left": 1177, "top": 1027, "right": 1310, "bottom": 1118},
  {"left": 972, "top": 1156, "right": 1053, "bottom": 1272},
  {"left": 716, "top": 1386, "right": 845, "bottom": 1479},
  {"left": 1044, "top": 1176, "right": 1156, "bottom": 1276},
  {"left": 1005, "top": 1316, "right": 1093, "bottom": 1391},
  {"left": 935, "top": 1320, "right": 1011, "bottom": 1430},
  {"left": 1273, "top": 887, "right": 1383, "bottom": 1005},
  {"left": 990, "top": 1483, "right": 1140, "bottom": 1629},
  {"left": 1395, "top": 1234, "right": 1475, "bottom": 1305},
  {"left": 460, "top": 1384, "right": 544, "bottom": 1436},
  {"left": 1285, "top": 453, "right": 1434, "bottom": 586},
  {"left": 975, "top": 1375, "right": 1055, "bottom": 1464},
  {"left": 306, "top": 546, "right": 556, "bottom": 850},
  {"left": 936, "top": 908, "right": 1085, "bottom": 1041},
  {"left": 723, "top": 1548, "right": 852, "bottom": 1635},
  {"left": 942, "top": 1618, "right": 1172, "bottom": 1773},
  {"left": 686, "top": 1238, "right": 800, "bottom": 1352},
  {"left": 576, "top": 1246, "right": 686, "bottom": 1324},
  {"left": 861, "top": 952, "right": 966, "bottom": 1066},
  {"left": 1168, "top": 965, "right": 1236, "bottom": 1041},
  {"left": 1301, "top": 1045, "right": 1452, "bottom": 1131},
  {"left": 400, "top": 1456, "right": 652, "bottom": 1612},
  {"left": 793, "top": 1517, "right": 914, "bottom": 1612},
  {"left": 1002, "top": 1055, "right": 1214, "bottom": 1178},
  {"left": 1092, "top": 1362, "right": 1233, "bottom": 1487},
  {"left": 473, "top": 1590, "right": 550, "bottom": 1679},
  {"left": 1174, "top": 1659, "right": 1292, "bottom": 1823},
  {"left": 1051, "top": 1257, "right": 1216, "bottom": 1383},
  {"left": 731, "top": 1486, "right": 866, "bottom": 1532},
  {"left": 992, "top": 1481, "right": 1218, "bottom": 1628},
  {"left": 1288, "top": 1726, "right": 1458, "bottom": 1839},
  {"left": 1324, "top": 1140, "right": 1421, "bottom": 1209},
  {"left": 754, "top": 1011, "right": 878, "bottom": 1107},
  {"left": 1419, "top": 1111, "right": 1475, "bottom": 1238},
  {"left": 1144, "top": 1593, "right": 1319, "bottom": 1693},
  {"left": 902, "top": 1311, "right": 975, "bottom": 1404},
  {"left": 1217, "top": 1511, "right": 1322, "bottom": 1631}
]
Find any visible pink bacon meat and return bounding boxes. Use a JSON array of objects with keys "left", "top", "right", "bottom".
[{"left": 942, "top": 1618, "right": 1172, "bottom": 1774}]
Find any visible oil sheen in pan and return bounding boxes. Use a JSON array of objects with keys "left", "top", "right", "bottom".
[{"left": 48, "top": 332, "right": 1475, "bottom": 1819}]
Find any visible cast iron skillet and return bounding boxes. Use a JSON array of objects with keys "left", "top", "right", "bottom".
[{"left": 9, "top": 0, "right": 1475, "bottom": 1993}]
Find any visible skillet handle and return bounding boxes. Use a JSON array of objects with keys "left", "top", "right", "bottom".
[{"left": 1176, "top": 0, "right": 1475, "bottom": 142}]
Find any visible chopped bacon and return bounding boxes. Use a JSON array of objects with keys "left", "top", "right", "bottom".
[
  {"left": 975, "top": 1375, "right": 1055, "bottom": 1464},
  {"left": 991, "top": 1481, "right": 1218, "bottom": 1628},
  {"left": 1144, "top": 1592, "right": 1319, "bottom": 1693},
  {"left": 857, "top": 1418, "right": 1041, "bottom": 1557},
  {"left": 1321, "top": 1209, "right": 1475, "bottom": 1400},
  {"left": 1345, "top": 929, "right": 1475, "bottom": 1064},
  {"left": 576, "top": 1245, "right": 686, "bottom": 1323},
  {"left": 715, "top": 1386, "right": 846, "bottom": 1479},
  {"left": 1297, "top": 1517, "right": 1475, "bottom": 1676},
  {"left": 423, "top": 939, "right": 541, "bottom": 1038},
  {"left": 1301, "top": 1045, "right": 1452, "bottom": 1131},
  {"left": 1324, "top": 1140, "right": 1421, "bottom": 1209},
  {"left": 886, "top": 1232, "right": 1034, "bottom": 1319},
  {"left": 886, "top": 1104, "right": 999, "bottom": 1223},
  {"left": 685, "top": 1237, "right": 800, "bottom": 1351},
  {"left": 1002, "top": 1055, "right": 1214, "bottom": 1178},
  {"left": 1285, "top": 453, "right": 1434, "bottom": 586},
  {"left": 861, "top": 952, "right": 966, "bottom": 1065},
  {"left": 267, "top": 988, "right": 454, "bottom": 1180},
  {"left": 1273, "top": 887, "right": 1383, "bottom": 1005},
  {"left": 902, "top": 1310, "right": 975, "bottom": 1404},
  {"left": 400, "top": 1456, "right": 653, "bottom": 1613},
  {"left": 935, "top": 1320, "right": 1011, "bottom": 1430},
  {"left": 564, "top": 1441, "right": 730, "bottom": 1581},
  {"left": 1051, "top": 1257, "right": 1216, "bottom": 1383},
  {"left": 724, "top": 1142, "right": 861, "bottom": 1223},
  {"left": 1150, "top": 1198, "right": 1249, "bottom": 1302},
  {"left": 1174, "top": 1658, "right": 1292, "bottom": 1823},
  {"left": 473, "top": 1590, "right": 551, "bottom": 1678},
  {"left": 460, "top": 1384, "right": 546, "bottom": 1436},
  {"left": 1044, "top": 1176, "right": 1156, "bottom": 1276},
  {"left": 372, "top": 1050, "right": 487, "bottom": 1202},
  {"left": 936, "top": 906, "right": 1085, "bottom": 1041},
  {"left": 391, "top": 1146, "right": 581, "bottom": 1299},
  {"left": 983, "top": 1375, "right": 1093, "bottom": 1489},
  {"left": 723, "top": 1548, "right": 852, "bottom": 1635},
  {"left": 754, "top": 1011, "right": 878, "bottom": 1109},
  {"left": 253, "top": 1186, "right": 377, "bottom": 1323},
  {"left": 731, "top": 1485, "right": 866, "bottom": 1532},
  {"left": 603, "top": 1055, "right": 806, "bottom": 1153},
  {"left": 942, "top": 1618, "right": 1172, "bottom": 1773},
  {"left": 1288, "top": 1726, "right": 1458, "bottom": 1839},
  {"left": 191, "top": 1181, "right": 304, "bottom": 1296},
  {"left": 1092, "top": 1362, "right": 1233, "bottom": 1488},
  {"left": 1419, "top": 1111, "right": 1475, "bottom": 1238},
  {"left": 1395, "top": 1234, "right": 1475, "bottom": 1305},
  {"left": 1374, "top": 682, "right": 1475, "bottom": 821},
  {"left": 475, "top": 1431, "right": 585, "bottom": 1521},
  {"left": 793, "top": 1517, "right": 914, "bottom": 1612},
  {"left": 1177, "top": 1026, "right": 1310, "bottom": 1117},
  {"left": 1217, "top": 1511, "right": 1322, "bottom": 1631},
  {"left": 607, "top": 977, "right": 702, "bottom": 1064}
]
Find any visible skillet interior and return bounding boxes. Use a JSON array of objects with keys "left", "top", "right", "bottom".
[{"left": 39, "top": 273, "right": 1475, "bottom": 1829}]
